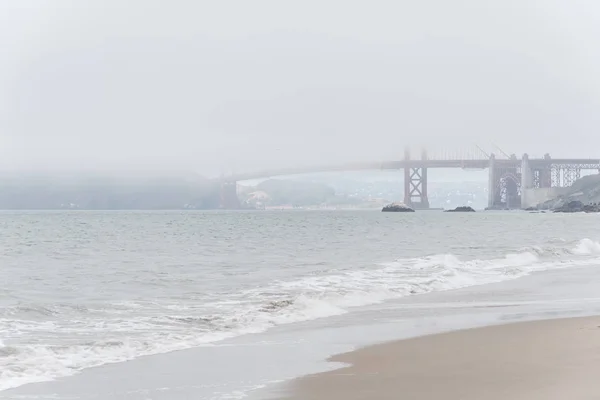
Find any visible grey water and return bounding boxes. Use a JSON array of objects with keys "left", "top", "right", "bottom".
[{"left": 1, "top": 210, "right": 600, "bottom": 399}]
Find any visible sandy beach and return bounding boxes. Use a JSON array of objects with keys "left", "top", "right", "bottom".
[{"left": 282, "top": 316, "right": 600, "bottom": 400}]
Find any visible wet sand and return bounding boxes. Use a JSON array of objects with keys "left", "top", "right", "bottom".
[{"left": 282, "top": 316, "right": 600, "bottom": 400}]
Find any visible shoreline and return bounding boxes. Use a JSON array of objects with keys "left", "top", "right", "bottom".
[
  {"left": 278, "top": 316, "right": 600, "bottom": 400},
  {"left": 3, "top": 262, "right": 600, "bottom": 400}
]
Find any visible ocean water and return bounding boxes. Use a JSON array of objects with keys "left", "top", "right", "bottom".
[{"left": 1, "top": 210, "right": 600, "bottom": 398}]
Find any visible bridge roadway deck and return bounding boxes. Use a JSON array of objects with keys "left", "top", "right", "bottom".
[{"left": 222, "top": 159, "right": 600, "bottom": 182}]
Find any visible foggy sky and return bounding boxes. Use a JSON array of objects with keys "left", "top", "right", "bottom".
[{"left": 1, "top": 0, "right": 600, "bottom": 176}]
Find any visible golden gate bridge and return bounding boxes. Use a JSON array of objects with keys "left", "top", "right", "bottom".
[{"left": 216, "top": 146, "right": 600, "bottom": 210}]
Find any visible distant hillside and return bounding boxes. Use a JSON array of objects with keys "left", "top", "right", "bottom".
[
  {"left": 0, "top": 173, "right": 222, "bottom": 209},
  {"left": 240, "top": 179, "right": 357, "bottom": 207},
  {"left": 256, "top": 179, "right": 335, "bottom": 206}
]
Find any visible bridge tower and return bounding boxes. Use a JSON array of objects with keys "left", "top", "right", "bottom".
[
  {"left": 219, "top": 181, "right": 241, "bottom": 209},
  {"left": 521, "top": 153, "right": 532, "bottom": 191},
  {"left": 488, "top": 153, "right": 521, "bottom": 209},
  {"left": 403, "top": 147, "right": 430, "bottom": 209},
  {"left": 487, "top": 154, "right": 496, "bottom": 209},
  {"left": 536, "top": 153, "right": 552, "bottom": 188}
]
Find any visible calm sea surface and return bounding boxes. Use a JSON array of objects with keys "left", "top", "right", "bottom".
[{"left": 1, "top": 210, "right": 600, "bottom": 397}]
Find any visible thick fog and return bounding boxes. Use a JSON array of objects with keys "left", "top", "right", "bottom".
[{"left": 1, "top": 0, "right": 600, "bottom": 177}]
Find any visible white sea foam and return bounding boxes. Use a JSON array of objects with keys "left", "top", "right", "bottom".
[
  {"left": 1, "top": 239, "right": 600, "bottom": 392},
  {"left": 572, "top": 238, "right": 600, "bottom": 255}
]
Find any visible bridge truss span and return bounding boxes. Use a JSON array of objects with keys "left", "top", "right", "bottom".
[{"left": 215, "top": 148, "right": 600, "bottom": 210}]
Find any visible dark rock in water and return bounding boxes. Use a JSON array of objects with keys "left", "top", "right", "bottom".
[
  {"left": 524, "top": 206, "right": 537, "bottom": 211},
  {"left": 444, "top": 206, "right": 475, "bottom": 212},
  {"left": 382, "top": 202, "right": 415, "bottom": 212},
  {"left": 484, "top": 206, "right": 509, "bottom": 211},
  {"left": 582, "top": 203, "right": 600, "bottom": 213},
  {"left": 553, "top": 200, "right": 600, "bottom": 213}
]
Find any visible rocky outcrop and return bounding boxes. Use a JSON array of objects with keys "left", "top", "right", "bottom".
[
  {"left": 444, "top": 206, "right": 476, "bottom": 212},
  {"left": 382, "top": 202, "right": 415, "bottom": 212},
  {"left": 553, "top": 200, "right": 600, "bottom": 213},
  {"left": 582, "top": 204, "right": 600, "bottom": 213},
  {"left": 538, "top": 174, "right": 600, "bottom": 211}
]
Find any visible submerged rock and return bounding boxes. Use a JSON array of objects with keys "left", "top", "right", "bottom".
[
  {"left": 382, "top": 202, "right": 415, "bottom": 212},
  {"left": 444, "top": 206, "right": 476, "bottom": 212}
]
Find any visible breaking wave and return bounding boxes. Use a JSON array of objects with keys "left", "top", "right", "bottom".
[
  {"left": 572, "top": 238, "right": 600, "bottom": 255},
  {"left": 1, "top": 238, "right": 600, "bottom": 392}
]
